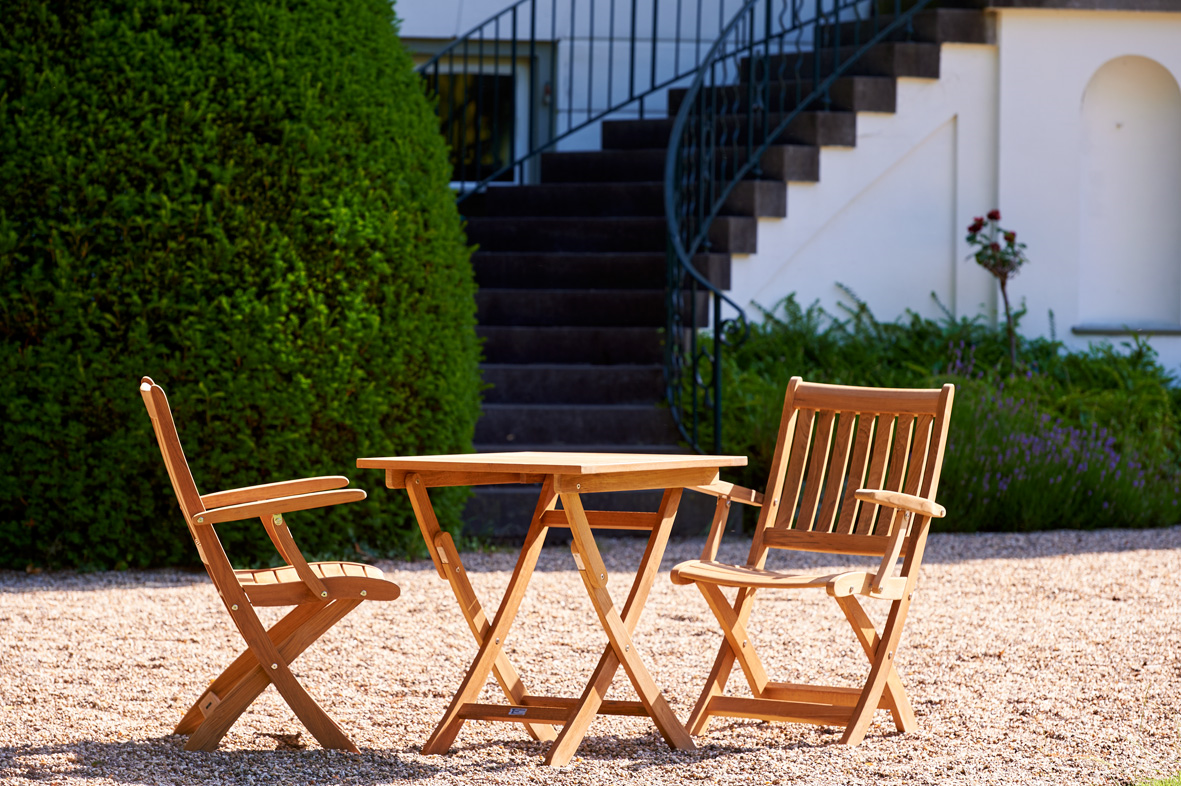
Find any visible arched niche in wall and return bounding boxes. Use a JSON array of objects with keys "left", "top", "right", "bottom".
[{"left": 1078, "top": 56, "right": 1181, "bottom": 331}]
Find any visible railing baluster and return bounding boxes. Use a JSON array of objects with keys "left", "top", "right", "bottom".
[
  {"left": 568, "top": 0, "right": 577, "bottom": 134},
  {"left": 588, "top": 0, "right": 596, "bottom": 117},
  {"left": 529, "top": 1, "right": 537, "bottom": 180}
]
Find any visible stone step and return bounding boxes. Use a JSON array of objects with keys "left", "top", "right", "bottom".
[
  {"left": 740, "top": 41, "right": 942, "bottom": 81},
  {"left": 476, "top": 288, "right": 674, "bottom": 327},
  {"left": 475, "top": 403, "right": 682, "bottom": 446},
  {"left": 668, "top": 76, "right": 897, "bottom": 115},
  {"left": 601, "top": 112, "right": 855, "bottom": 151},
  {"left": 481, "top": 363, "right": 665, "bottom": 405},
  {"left": 472, "top": 251, "right": 731, "bottom": 290},
  {"left": 479, "top": 325, "right": 663, "bottom": 364},
  {"left": 463, "top": 180, "right": 786, "bottom": 219},
  {"left": 465, "top": 216, "right": 757, "bottom": 254},
  {"left": 819, "top": 8, "right": 991, "bottom": 47}
]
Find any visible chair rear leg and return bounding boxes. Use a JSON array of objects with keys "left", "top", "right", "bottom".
[{"left": 183, "top": 599, "right": 360, "bottom": 751}]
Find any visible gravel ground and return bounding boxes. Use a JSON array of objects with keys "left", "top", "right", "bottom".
[{"left": 2, "top": 526, "right": 1179, "bottom": 786}]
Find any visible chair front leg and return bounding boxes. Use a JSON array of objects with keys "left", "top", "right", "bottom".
[
  {"left": 840, "top": 594, "right": 915, "bottom": 745},
  {"left": 184, "top": 598, "right": 361, "bottom": 751},
  {"left": 834, "top": 594, "right": 917, "bottom": 733},
  {"left": 686, "top": 585, "right": 757, "bottom": 734},
  {"left": 176, "top": 600, "right": 328, "bottom": 735}
]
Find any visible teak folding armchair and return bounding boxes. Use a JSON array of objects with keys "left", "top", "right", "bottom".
[
  {"left": 138, "top": 376, "right": 401, "bottom": 752},
  {"left": 671, "top": 377, "right": 954, "bottom": 746}
]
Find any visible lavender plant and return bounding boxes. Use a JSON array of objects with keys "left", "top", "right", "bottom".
[{"left": 938, "top": 380, "right": 1177, "bottom": 531}]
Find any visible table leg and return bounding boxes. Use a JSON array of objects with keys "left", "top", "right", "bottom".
[
  {"left": 545, "top": 488, "right": 696, "bottom": 766},
  {"left": 413, "top": 478, "right": 558, "bottom": 751}
]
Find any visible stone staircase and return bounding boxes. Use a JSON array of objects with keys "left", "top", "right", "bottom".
[{"left": 459, "top": 5, "right": 989, "bottom": 537}]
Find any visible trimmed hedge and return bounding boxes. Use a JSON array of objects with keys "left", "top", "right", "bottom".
[{"left": 0, "top": 0, "right": 480, "bottom": 569}]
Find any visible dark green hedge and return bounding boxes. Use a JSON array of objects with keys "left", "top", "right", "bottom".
[{"left": 0, "top": 0, "right": 480, "bottom": 569}]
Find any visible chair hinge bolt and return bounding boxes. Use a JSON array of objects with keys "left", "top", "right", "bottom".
[
  {"left": 742, "top": 640, "right": 747, "bottom": 648},
  {"left": 495, "top": 637, "right": 500, "bottom": 645},
  {"left": 600, "top": 573, "right": 605, "bottom": 581},
  {"left": 197, "top": 517, "right": 204, "bottom": 523},
  {"left": 320, "top": 591, "right": 328, "bottom": 598},
  {"left": 272, "top": 514, "right": 283, "bottom": 526},
  {"left": 576, "top": 483, "right": 581, "bottom": 490},
  {"left": 625, "top": 644, "right": 629, "bottom": 652},
  {"left": 231, "top": 605, "right": 238, "bottom": 611},
  {"left": 360, "top": 590, "right": 367, "bottom": 597},
  {"left": 271, "top": 663, "right": 278, "bottom": 669}
]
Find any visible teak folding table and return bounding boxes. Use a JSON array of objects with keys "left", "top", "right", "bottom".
[{"left": 357, "top": 451, "right": 746, "bottom": 766}]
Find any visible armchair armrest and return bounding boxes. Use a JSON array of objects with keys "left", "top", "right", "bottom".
[
  {"left": 693, "top": 482, "right": 763, "bottom": 562},
  {"left": 200, "top": 476, "right": 351, "bottom": 510},
  {"left": 689, "top": 480, "right": 764, "bottom": 506},
  {"left": 853, "top": 489, "right": 944, "bottom": 519},
  {"left": 853, "top": 489, "right": 943, "bottom": 594},
  {"left": 194, "top": 489, "right": 366, "bottom": 526}
]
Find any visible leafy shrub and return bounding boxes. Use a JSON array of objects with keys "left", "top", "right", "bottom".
[
  {"left": 0, "top": 0, "right": 480, "bottom": 569},
  {"left": 709, "top": 295, "right": 1181, "bottom": 532}
]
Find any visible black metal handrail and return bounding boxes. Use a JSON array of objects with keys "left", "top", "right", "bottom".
[
  {"left": 664, "top": 0, "right": 936, "bottom": 453},
  {"left": 418, "top": 0, "right": 746, "bottom": 201}
]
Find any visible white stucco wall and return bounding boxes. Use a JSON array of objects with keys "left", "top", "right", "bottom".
[
  {"left": 728, "top": 43, "right": 1000, "bottom": 330},
  {"left": 993, "top": 9, "right": 1181, "bottom": 372},
  {"left": 399, "top": 0, "right": 1181, "bottom": 375},
  {"left": 731, "top": 8, "right": 1181, "bottom": 376}
]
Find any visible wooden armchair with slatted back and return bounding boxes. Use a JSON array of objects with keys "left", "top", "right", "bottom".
[
  {"left": 671, "top": 376, "right": 954, "bottom": 745},
  {"left": 139, "top": 376, "right": 400, "bottom": 752}
]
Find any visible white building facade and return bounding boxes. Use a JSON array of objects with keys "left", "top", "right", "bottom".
[{"left": 399, "top": 0, "right": 1181, "bottom": 374}]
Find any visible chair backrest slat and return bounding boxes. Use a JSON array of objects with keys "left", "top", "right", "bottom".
[
  {"left": 903, "top": 414, "right": 934, "bottom": 499},
  {"left": 853, "top": 415, "right": 895, "bottom": 535},
  {"left": 815, "top": 412, "right": 857, "bottom": 534},
  {"left": 884, "top": 415, "right": 915, "bottom": 494},
  {"left": 773, "top": 408, "right": 815, "bottom": 530},
  {"left": 750, "top": 379, "right": 954, "bottom": 571},
  {"left": 834, "top": 414, "right": 875, "bottom": 535},
  {"left": 794, "top": 410, "right": 835, "bottom": 532}
]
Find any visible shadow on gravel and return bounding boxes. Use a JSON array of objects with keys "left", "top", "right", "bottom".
[
  {"left": 446, "top": 729, "right": 761, "bottom": 772},
  {"left": 0, "top": 736, "right": 441, "bottom": 785}
]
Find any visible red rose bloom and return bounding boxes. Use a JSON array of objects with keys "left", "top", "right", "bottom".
[
  {"left": 1004, "top": 231, "right": 1016, "bottom": 243},
  {"left": 989, "top": 242, "right": 1001, "bottom": 252},
  {"left": 987, "top": 209, "right": 1001, "bottom": 221}
]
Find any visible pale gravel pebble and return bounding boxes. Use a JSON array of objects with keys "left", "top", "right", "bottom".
[{"left": 1, "top": 526, "right": 1179, "bottom": 785}]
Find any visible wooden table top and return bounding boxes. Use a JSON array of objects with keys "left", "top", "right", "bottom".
[{"left": 356, "top": 450, "right": 746, "bottom": 476}]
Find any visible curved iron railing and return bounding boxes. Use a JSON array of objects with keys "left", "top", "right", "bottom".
[
  {"left": 418, "top": 0, "right": 747, "bottom": 201},
  {"left": 664, "top": 0, "right": 936, "bottom": 453}
]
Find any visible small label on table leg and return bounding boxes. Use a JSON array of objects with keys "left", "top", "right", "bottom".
[{"left": 508, "top": 707, "right": 527, "bottom": 716}]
